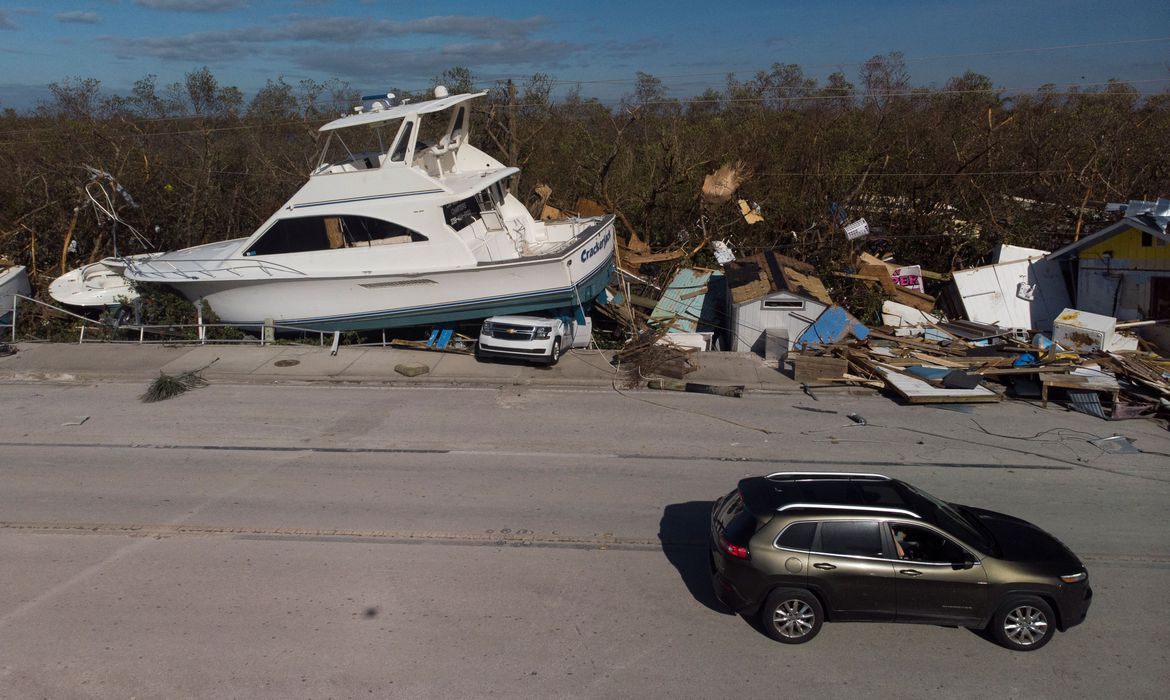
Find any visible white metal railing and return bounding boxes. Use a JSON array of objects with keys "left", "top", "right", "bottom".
[
  {"left": 122, "top": 256, "right": 308, "bottom": 281},
  {"left": 8, "top": 294, "right": 330, "bottom": 347}
]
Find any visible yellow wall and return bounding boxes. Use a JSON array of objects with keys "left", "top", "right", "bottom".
[{"left": 1081, "top": 226, "right": 1170, "bottom": 264}]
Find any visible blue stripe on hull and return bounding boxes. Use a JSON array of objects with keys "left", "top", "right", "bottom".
[{"left": 281, "top": 261, "right": 614, "bottom": 332}]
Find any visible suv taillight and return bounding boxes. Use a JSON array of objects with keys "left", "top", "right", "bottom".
[{"left": 719, "top": 532, "right": 750, "bottom": 559}]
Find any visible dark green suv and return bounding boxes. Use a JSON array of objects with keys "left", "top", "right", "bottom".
[{"left": 710, "top": 472, "right": 1092, "bottom": 651}]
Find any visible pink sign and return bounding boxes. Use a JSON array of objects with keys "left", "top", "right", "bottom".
[{"left": 891, "top": 265, "right": 924, "bottom": 292}]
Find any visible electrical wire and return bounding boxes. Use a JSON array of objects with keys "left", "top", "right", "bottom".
[{"left": 473, "top": 36, "right": 1170, "bottom": 87}]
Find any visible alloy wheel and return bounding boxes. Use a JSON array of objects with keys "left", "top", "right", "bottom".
[
  {"left": 1003, "top": 605, "right": 1049, "bottom": 646},
  {"left": 772, "top": 599, "right": 815, "bottom": 639}
]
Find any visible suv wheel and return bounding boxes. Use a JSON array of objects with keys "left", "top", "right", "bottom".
[
  {"left": 545, "top": 337, "right": 561, "bottom": 366},
  {"left": 991, "top": 596, "right": 1055, "bottom": 651},
  {"left": 761, "top": 588, "right": 823, "bottom": 644}
]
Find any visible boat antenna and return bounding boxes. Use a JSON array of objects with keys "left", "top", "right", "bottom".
[{"left": 81, "top": 165, "right": 155, "bottom": 257}]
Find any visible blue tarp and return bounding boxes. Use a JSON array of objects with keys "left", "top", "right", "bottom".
[{"left": 795, "top": 305, "right": 869, "bottom": 348}]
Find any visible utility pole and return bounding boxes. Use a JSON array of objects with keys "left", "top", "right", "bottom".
[{"left": 507, "top": 79, "right": 518, "bottom": 195}]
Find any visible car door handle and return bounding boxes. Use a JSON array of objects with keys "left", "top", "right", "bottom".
[
  {"left": 899, "top": 569, "right": 923, "bottom": 577},
  {"left": 813, "top": 563, "right": 836, "bottom": 570}
]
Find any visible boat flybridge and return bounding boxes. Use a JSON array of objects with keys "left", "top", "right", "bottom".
[{"left": 123, "top": 87, "right": 615, "bottom": 331}]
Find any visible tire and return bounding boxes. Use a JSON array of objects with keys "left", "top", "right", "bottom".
[
  {"left": 474, "top": 344, "right": 485, "bottom": 362},
  {"left": 990, "top": 596, "right": 1056, "bottom": 651},
  {"left": 545, "top": 338, "right": 561, "bottom": 366},
  {"left": 760, "top": 588, "right": 823, "bottom": 644}
]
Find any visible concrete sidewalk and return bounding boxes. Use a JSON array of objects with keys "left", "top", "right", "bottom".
[{"left": 0, "top": 341, "right": 802, "bottom": 393}]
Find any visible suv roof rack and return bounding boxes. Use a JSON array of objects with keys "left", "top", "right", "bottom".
[
  {"left": 776, "top": 503, "right": 921, "bottom": 518},
  {"left": 765, "top": 471, "right": 891, "bottom": 481}
]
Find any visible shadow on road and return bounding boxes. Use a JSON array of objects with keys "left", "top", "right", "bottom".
[{"left": 659, "top": 501, "right": 731, "bottom": 614}]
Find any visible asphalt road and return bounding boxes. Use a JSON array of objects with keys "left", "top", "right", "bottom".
[{"left": 0, "top": 381, "right": 1168, "bottom": 698}]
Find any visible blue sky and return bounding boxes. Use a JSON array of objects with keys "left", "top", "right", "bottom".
[{"left": 1, "top": 1, "right": 1168, "bottom": 111}]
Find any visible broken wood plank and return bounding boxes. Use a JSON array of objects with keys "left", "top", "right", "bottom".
[
  {"left": 875, "top": 365, "right": 1002, "bottom": 404},
  {"left": 790, "top": 355, "right": 849, "bottom": 382}
]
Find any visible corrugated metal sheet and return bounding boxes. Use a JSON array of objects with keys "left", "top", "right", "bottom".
[{"left": 1067, "top": 390, "right": 1106, "bottom": 419}]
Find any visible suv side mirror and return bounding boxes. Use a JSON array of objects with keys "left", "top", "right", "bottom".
[{"left": 953, "top": 555, "right": 976, "bottom": 570}]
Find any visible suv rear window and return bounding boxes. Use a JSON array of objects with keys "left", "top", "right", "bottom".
[
  {"left": 776, "top": 522, "right": 817, "bottom": 550},
  {"left": 818, "top": 521, "right": 883, "bottom": 557},
  {"left": 716, "top": 491, "right": 758, "bottom": 545}
]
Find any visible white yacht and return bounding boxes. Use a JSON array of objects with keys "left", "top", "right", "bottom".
[{"left": 123, "top": 88, "right": 615, "bottom": 331}]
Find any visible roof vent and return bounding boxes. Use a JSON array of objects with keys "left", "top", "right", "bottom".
[{"left": 434, "top": 85, "right": 449, "bottom": 99}]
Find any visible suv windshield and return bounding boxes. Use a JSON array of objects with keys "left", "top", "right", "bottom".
[{"left": 899, "top": 481, "right": 996, "bottom": 555}]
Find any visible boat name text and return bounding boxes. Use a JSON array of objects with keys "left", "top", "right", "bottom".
[{"left": 580, "top": 231, "right": 612, "bottom": 264}]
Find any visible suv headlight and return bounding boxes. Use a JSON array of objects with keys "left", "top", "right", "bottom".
[
  {"left": 533, "top": 326, "right": 552, "bottom": 339},
  {"left": 481, "top": 321, "right": 494, "bottom": 334},
  {"left": 1060, "top": 571, "right": 1087, "bottom": 584}
]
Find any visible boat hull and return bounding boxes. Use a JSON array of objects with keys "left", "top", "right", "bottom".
[
  {"left": 141, "top": 218, "right": 615, "bottom": 332},
  {"left": 48, "top": 257, "right": 148, "bottom": 308}
]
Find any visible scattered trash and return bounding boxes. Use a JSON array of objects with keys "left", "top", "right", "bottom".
[
  {"left": 1012, "top": 353, "right": 1038, "bottom": 367},
  {"left": 843, "top": 218, "right": 870, "bottom": 241},
  {"left": 701, "top": 163, "right": 748, "bottom": 207},
  {"left": 942, "top": 371, "right": 983, "bottom": 390},
  {"left": 61, "top": 416, "right": 89, "bottom": 427},
  {"left": 711, "top": 240, "right": 736, "bottom": 264},
  {"left": 794, "top": 406, "right": 837, "bottom": 414},
  {"left": 846, "top": 413, "right": 867, "bottom": 425},
  {"left": 140, "top": 359, "right": 217, "bottom": 403},
  {"left": 738, "top": 199, "right": 764, "bottom": 224},
  {"left": 1089, "top": 435, "right": 1141, "bottom": 454},
  {"left": 394, "top": 362, "right": 430, "bottom": 377},
  {"left": 647, "top": 378, "right": 743, "bottom": 397}
]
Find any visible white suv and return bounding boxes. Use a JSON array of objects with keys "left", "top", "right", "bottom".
[{"left": 476, "top": 315, "right": 592, "bottom": 365}]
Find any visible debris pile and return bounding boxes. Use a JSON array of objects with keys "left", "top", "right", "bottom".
[{"left": 574, "top": 171, "right": 1170, "bottom": 423}]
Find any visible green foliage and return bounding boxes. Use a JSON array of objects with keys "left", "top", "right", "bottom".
[
  {"left": 12, "top": 301, "right": 89, "bottom": 343},
  {"left": 199, "top": 300, "right": 247, "bottom": 341},
  {"left": 140, "top": 367, "right": 209, "bottom": 402}
]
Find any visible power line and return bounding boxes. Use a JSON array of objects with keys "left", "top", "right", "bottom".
[{"left": 472, "top": 36, "right": 1170, "bottom": 86}]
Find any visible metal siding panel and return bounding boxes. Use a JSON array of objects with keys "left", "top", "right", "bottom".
[
  {"left": 1081, "top": 226, "right": 1170, "bottom": 263},
  {"left": 649, "top": 268, "right": 715, "bottom": 333}
]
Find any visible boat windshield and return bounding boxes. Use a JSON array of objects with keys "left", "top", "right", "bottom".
[{"left": 314, "top": 123, "right": 396, "bottom": 173}]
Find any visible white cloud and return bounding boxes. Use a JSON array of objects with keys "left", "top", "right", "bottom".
[
  {"left": 110, "top": 14, "right": 557, "bottom": 63},
  {"left": 135, "top": 0, "right": 248, "bottom": 12},
  {"left": 292, "top": 38, "right": 582, "bottom": 84},
  {"left": 56, "top": 11, "right": 102, "bottom": 24}
]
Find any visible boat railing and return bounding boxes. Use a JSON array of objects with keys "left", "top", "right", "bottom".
[{"left": 123, "top": 256, "right": 308, "bottom": 280}]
